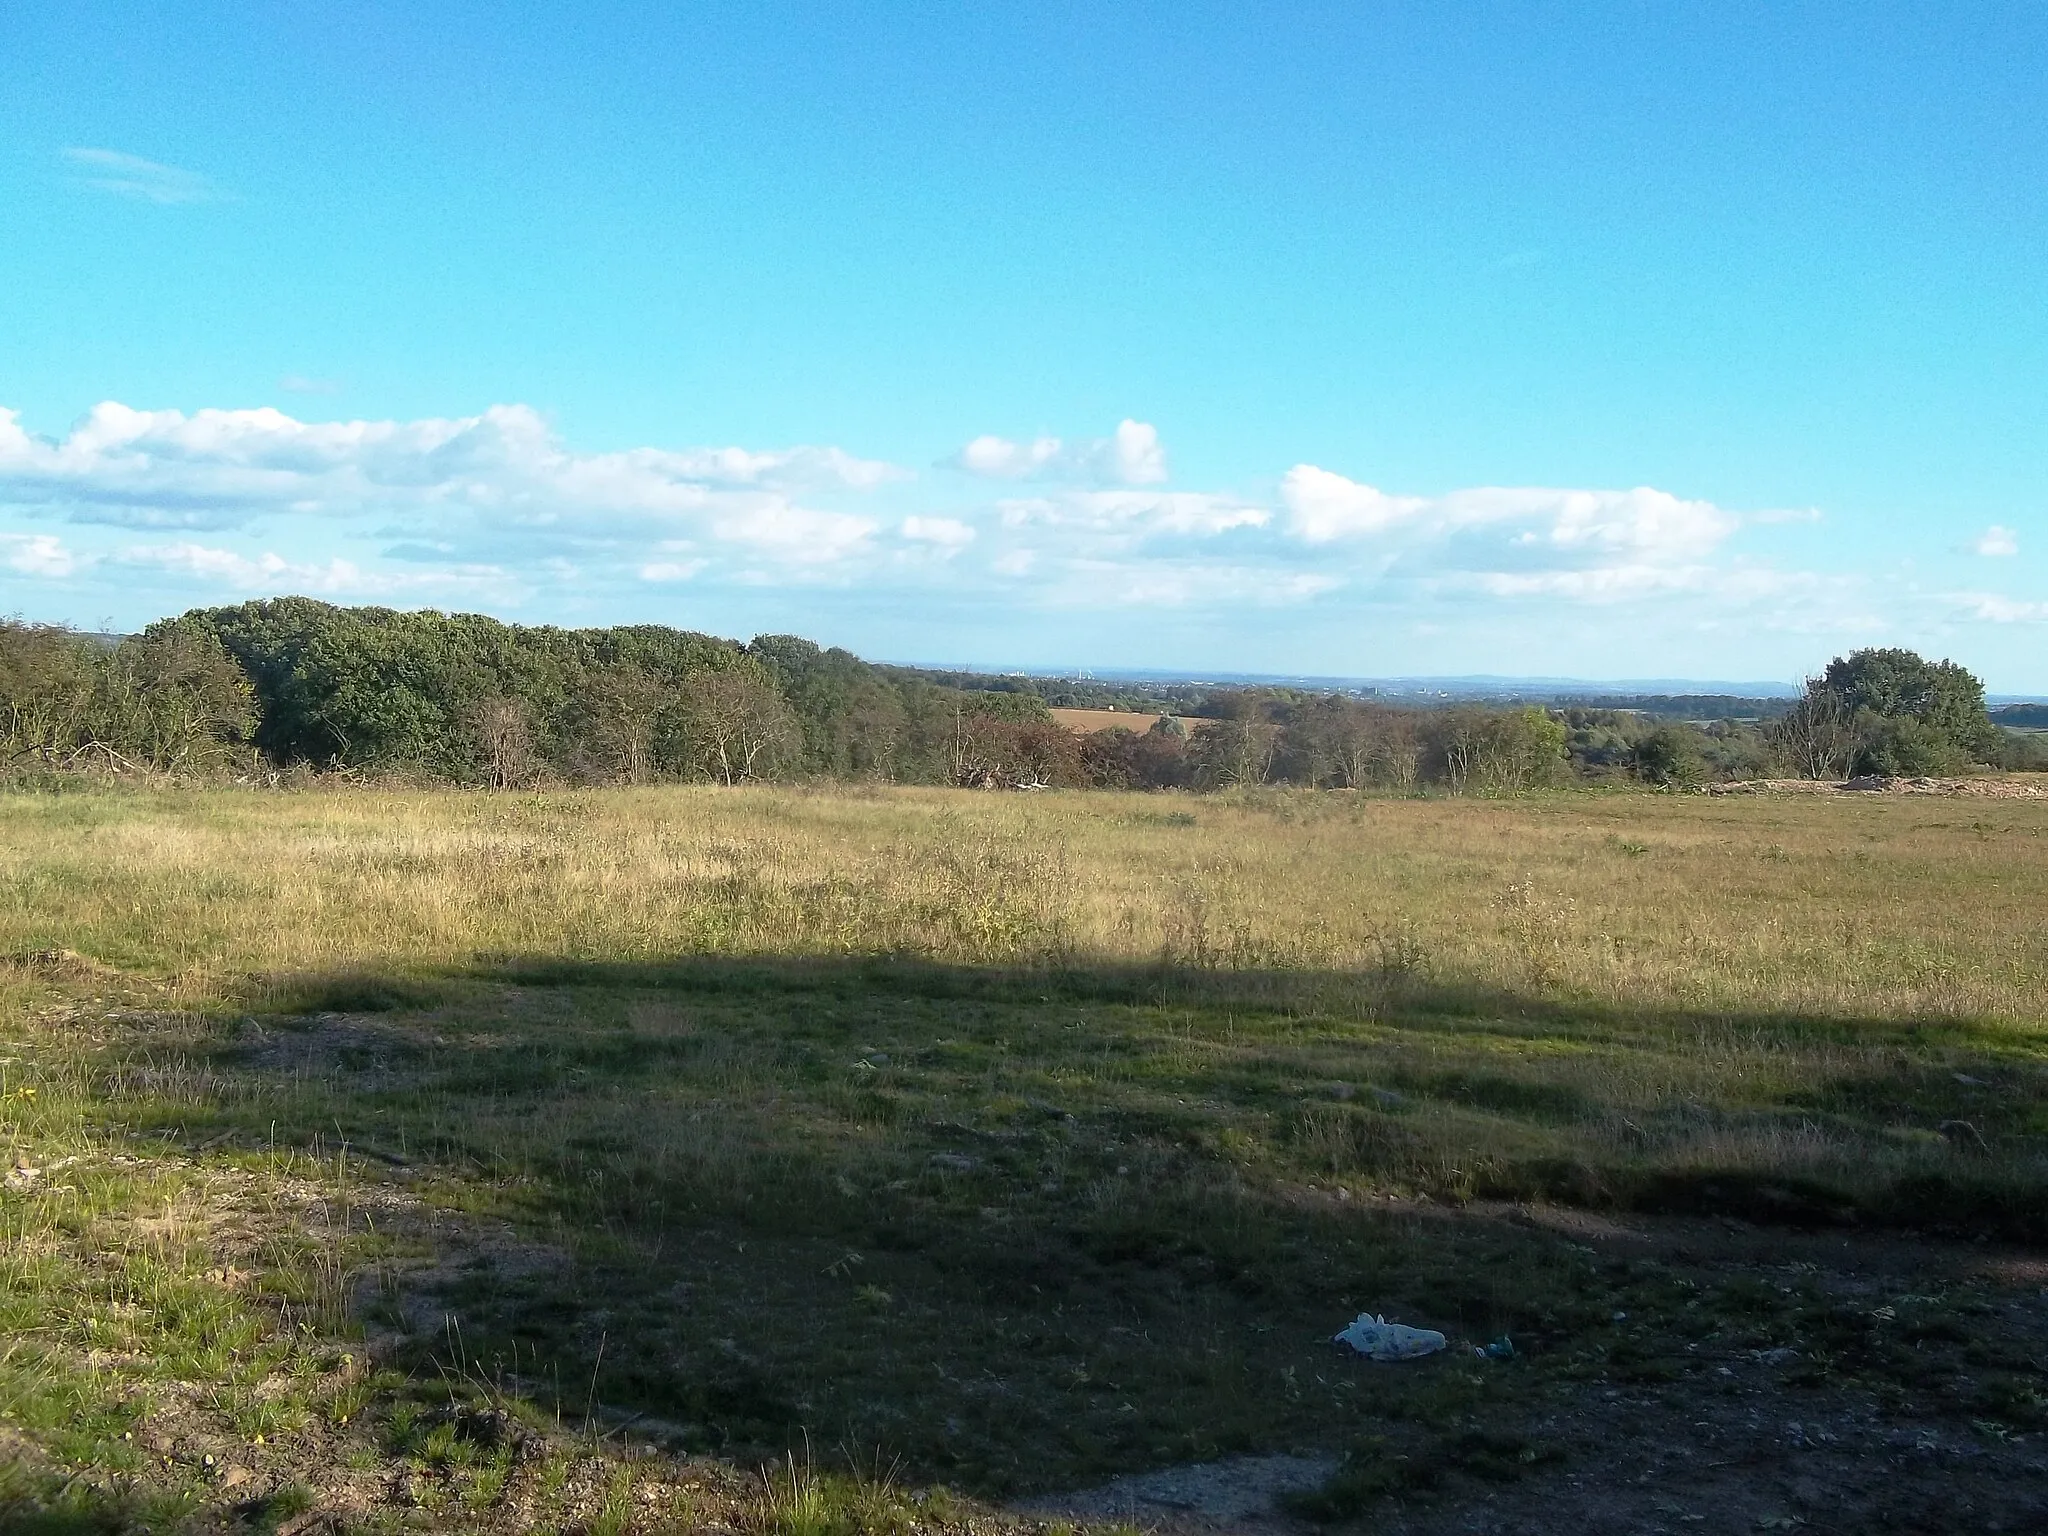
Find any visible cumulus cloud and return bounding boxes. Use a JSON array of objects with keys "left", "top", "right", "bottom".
[
  {"left": 1973, "top": 525, "right": 2020, "bottom": 557},
  {"left": 639, "top": 556, "right": 707, "bottom": 582},
  {"left": 1045, "top": 560, "right": 1342, "bottom": 609},
  {"left": 707, "top": 503, "right": 878, "bottom": 564},
  {"left": 997, "top": 489, "right": 1268, "bottom": 538},
  {"left": 1281, "top": 466, "right": 1736, "bottom": 563},
  {"left": 2, "top": 533, "right": 77, "bottom": 577},
  {"left": 0, "top": 403, "right": 903, "bottom": 589},
  {"left": 950, "top": 419, "right": 1168, "bottom": 485},
  {"left": 107, "top": 541, "right": 510, "bottom": 597},
  {"left": 63, "top": 148, "right": 225, "bottom": 205},
  {"left": 1280, "top": 467, "right": 1428, "bottom": 541},
  {"left": 900, "top": 516, "right": 976, "bottom": 549},
  {"left": 1949, "top": 591, "right": 2048, "bottom": 623},
  {"left": 11, "top": 396, "right": 2015, "bottom": 663}
]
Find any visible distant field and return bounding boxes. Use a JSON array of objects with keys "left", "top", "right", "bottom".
[
  {"left": 1049, "top": 706, "right": 1203, "bottom": 734},
  {"left": 3, "top": 784, "right": 2046, "bottom": 1529}
]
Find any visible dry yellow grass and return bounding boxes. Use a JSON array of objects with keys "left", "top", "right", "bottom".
[{"left": 2, "top": 782, "right": 2042, "bottom": 1026}]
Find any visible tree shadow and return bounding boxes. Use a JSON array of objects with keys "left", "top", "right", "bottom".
[{"left": 104, "top": 952, "right": 2048, "bottom": 1494}]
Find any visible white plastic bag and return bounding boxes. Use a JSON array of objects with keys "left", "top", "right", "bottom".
[{"left": 1334, "top": 1313, "right": 1447, "bottom": 1361}]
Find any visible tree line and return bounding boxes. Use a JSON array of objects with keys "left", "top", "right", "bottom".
[{"left": 0, "top": 600, "right": 2033, "bottom": 790}]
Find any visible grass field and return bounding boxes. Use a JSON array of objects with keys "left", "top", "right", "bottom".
[{"left": 2, "top": 783, "right": 2046, "bottom": 1531}]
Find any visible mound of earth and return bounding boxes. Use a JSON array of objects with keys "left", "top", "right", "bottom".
[{"left": 1708, "top": 776, "right": 2048, "bottom": 798}]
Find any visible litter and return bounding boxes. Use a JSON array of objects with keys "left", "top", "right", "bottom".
[
  {"left": 1472, "top": 1335, "right": 1516, "bottom": 1361},
  {"left": 1334, "top": 1313, "right": 1446, "bottom": 1361}
]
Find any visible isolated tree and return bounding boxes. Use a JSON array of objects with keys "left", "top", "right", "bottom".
[
  {"left": 1772, "top": 649, "right": 1998, "bottom": 779},
  {"left": 1822, "top": 648, "right": 1998, "bottom": 771}
]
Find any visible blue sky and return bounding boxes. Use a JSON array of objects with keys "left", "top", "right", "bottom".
[{"left": 3, "top": 3, "right": 2045, "bottom": 687}]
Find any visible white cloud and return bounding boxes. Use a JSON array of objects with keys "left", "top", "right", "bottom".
[
  {"left": 2, "top": 533, "right": 77, "bottom": 577},
  {"left": 63, "top": 148, "right": 225, "bottom": 205},
  {"left": 0, "top": 402, "right": 903, "bottom": 586},
  {"left": 109, "top": 541, "right": 509, "bottom": 597},
  {"left": 900, "top": 515, "right": 975, "bottom": 549},
  {"left": 998, "top": 490, "right": 1267, "bottom": 537},
  {"left": 1047, "top": 559, "right": 1341, "bottom": 609},
  {"left": 950, "top": 419, "right": 1169, "bottom": 486},
  {"left": 1280, "top": 466, "right": 1428, "bottom": 541},
  {"left": 707, "top": 502, "right": 877, "bottom": 564},
  {"left": 1470, "top": 565, "right": 1710, "bottom": 601},
  {"left": 1973, "top": 525, "right": 2020, "bottom": 557},
  {"left": 991, "top": 550, "right": 1037, "bottom": 577},
  {"left": 956, "top": 434, "right": 1062, "bottom": 479},
  {"left": 1949, "top": 591, "right": 2048, "bottom": 623},
  {"left": 1281, "top": 466, "right": 1736, "bottom": 563},
  {"left": 0, "top": 396, "right": 1963, "bottom": 663},
  {"left": 0, "top": 402, "right": 900, "bottom": 516},
  {"left": 639, "top": 559, "right": 707, "bottom": 582}
]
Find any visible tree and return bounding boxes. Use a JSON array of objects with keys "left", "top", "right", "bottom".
[
  {"left": 1769, "top": 684, "right": 1856, "bottom": 779},
  {"left": 676, "top": 659, "right": 798, "bottom": 784},
  {"left": 1632, "top": 724, "right": 1707, "bottom": 788},
  {"left": 950, "top": 710, "right": 1081, "bottom": 788},
  {"left": 1277, "top": 697, "right": 1421, "bottom": 790},
  {"left": 466, "top": 696, "right": 536, "bottom": 789},
  {"left": 0, "top": 621, "right": 101, "bottom": 761},
  {"left": 1186, "top": 717, "right": 1281, "bottom": 789},
  {"left": 1773, "top": 649, "right": 1999, "bottom": 779},
  {"left": 1823, "top": 648, "right": 1999, "bottom": 772},
  {"left": 100, "top": 626, "right": 257, "bottom": 770},
  {"left": 1421, "top": 707, "right": 1566, "bottom": 793},
  {"left": 566, "top": 666, "right": 672, "bottom": 784},
  {"left": 748, "top": 634, "right": 908, "bottom": 777}
]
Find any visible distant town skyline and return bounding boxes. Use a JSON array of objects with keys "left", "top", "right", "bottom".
[{"left": 3, "top": 4, "right": 2044, "bottom": 688}]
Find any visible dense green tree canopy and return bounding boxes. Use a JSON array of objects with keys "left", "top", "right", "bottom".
[{"left": 5, "top": 601, "right": 2034, "bottom": 790}]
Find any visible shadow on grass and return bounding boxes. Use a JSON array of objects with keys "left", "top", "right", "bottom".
[
  {"left": 120, "top": 952, "right": 2048, "bottom": 1494},
  {"left": 263, "top": 948, "right": 2048, "bottom": 1237}
]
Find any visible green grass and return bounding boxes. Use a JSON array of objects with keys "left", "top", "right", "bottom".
[{"left": 0, "top": 781, "right": 2045, "bottom": 1526}]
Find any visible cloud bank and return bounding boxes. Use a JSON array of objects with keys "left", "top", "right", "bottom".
[{"left": 3, "top": 401, "right": 2035, "bottom": 671}]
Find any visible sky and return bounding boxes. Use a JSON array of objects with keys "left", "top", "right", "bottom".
[{"left": 2, "top": 3, "right": 2045, "bottom": 688}]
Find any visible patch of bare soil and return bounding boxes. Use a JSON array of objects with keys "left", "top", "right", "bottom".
[
  {"left": 1022, "top": 1210, "right": 2048, "bottom": 1536},
  {"left": 238, "top": 1010, "right": 440, "bottom": 1079},
  {"left": 1022, "top": 1455, "right": 1339, "bottom": 1532},
  {"left": 1708, "top": 776, "right": 2048, "bottom": 798}
]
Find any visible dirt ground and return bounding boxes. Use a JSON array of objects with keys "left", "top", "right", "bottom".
[
  {"left": 1024, "top": 1210, "right": 2048, "bottom": 1536},
  {"left": 1707, "top": 775, "right": 2048, "bottom": 798}
]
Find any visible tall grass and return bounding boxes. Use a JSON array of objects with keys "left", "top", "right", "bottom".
[{"left": 1, "top": 783, "right": 2041, "bottom": 1022}]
